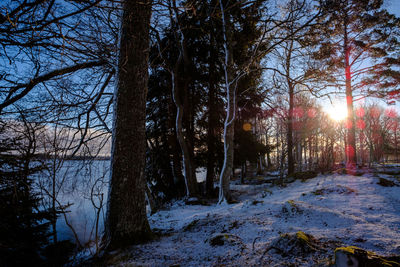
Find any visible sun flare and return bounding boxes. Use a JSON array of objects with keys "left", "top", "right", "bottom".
[{"left": 325, "top": 103, "right": 348, "bottom": 122}]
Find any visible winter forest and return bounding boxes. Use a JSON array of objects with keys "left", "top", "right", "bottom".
[{"left": 1, "top": 0, "right": 400, "bottom": 266}]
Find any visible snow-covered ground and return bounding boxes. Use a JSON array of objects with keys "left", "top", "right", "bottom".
[{"left": 106, "top": 172, "right": 400, "bottom": 267}]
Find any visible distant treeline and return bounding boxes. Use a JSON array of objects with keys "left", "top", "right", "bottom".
[{"left": 0, "top": 153, "right": 110, "bottom": 161}]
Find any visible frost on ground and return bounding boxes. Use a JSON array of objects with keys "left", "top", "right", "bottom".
[{"left": 106, "top": 172, "right": 400, "bottom": 267}]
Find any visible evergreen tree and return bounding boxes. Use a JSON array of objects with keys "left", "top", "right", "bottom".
[
  {"left": 146, "top": 66, "right": 186, "bottom": 202},
  {"left": 148, "top": 0, "right": 226, "bottom": 199},
  {"left": 147, "top": 0, "right": 267, "bottom": 201},
  {"left": 308, "top": 0, "right": 400, "bottom": 169},
  {"left": 0, "top": 120, "right": 53, "bottom": 266}
]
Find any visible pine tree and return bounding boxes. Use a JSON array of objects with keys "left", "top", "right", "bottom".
[
  {"left": 146, "top": 67, "right": 186, "bottom": 202},
  {"left": 309, "top": 0, "right": 400, "bottom": 169},
  {"left": 0, "top": 121, "right": 53, "bottom": 266},
  {"left": 148, "top": 1, "right": 226, "bottom": 199},
  {"left": 147, "top": 0, "right": 267, "bottom": 201}
]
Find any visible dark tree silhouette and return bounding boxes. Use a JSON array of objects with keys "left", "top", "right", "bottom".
[{"left": 103, "top": 0, "right": 153, "bottom": 250}]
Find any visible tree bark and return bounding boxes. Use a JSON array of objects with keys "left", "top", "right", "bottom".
[
  {"left": 103, "top": 0, "right": 152, "bottom": 250},
  {"left": 287, "top": 84, "right": 295, "bottom": 175},
  {"left": 170, "top": 3, "right": 198, "bottom": 198},
  {"left": 218, "top": 1, "right": 234, "bottom": 203},
  {"left": 169, "top": 131, "right": 186, "bottom": 196},
  {"left": 171, "top": 71, "right": 198, "bottom": 198},
  {"left": 344, "top": 15, "right": 357, "bottom": 171},
  {"left": 206, "top": 36, "right": 217, "bottom": 197},
  {"left": 286, "top": 38, "right": 295, "bottom": 176},
  {"left": 168, "top": 100, "right": 186, "bottom": 197}
]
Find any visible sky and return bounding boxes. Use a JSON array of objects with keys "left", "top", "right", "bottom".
[{"left": 386, "top": 0, "right": 400, "bottom": 17}]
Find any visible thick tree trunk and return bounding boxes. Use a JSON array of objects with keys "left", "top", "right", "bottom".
[
  {"left": 103, "top": 0, "right": 152, "bottom": 250},
  {"left": 344, "top": 16, "right": 357, "bottom": 171}
]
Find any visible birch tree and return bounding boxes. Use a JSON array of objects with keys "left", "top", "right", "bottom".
[
  {"left": 218, "top": 0, "right": 235, "bottom": 203},
  {"left": 218, "top": 0, "right": 266, "bottom": 203}
]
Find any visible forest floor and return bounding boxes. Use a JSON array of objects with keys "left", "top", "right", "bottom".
[{"left": 102, "top": 167, "right": 400, "bottom": 267}]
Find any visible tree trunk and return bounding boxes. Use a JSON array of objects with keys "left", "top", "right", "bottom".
[
  {"left": 286, "top": 37, "right": 295, "bottom": 176},
  {"left": 297, "top": 141, "right": 302, "bottom": 171},
  {"left": 240, "top": 162, "right": 246, "bottom": 184},
  {"left": 103, "top": 0, "right": 152, "bottom": 250},
  {"left": 168, "top": 100, "right": 186, "bottom": 197},
  {"left": 206, "top": 42, "right": 217, "bottom": 197},
  {"left": 171, "top": 71, "right": 198, "bottom": 198},
  {"left": 287, "top": 91, "right": 294, "bottom": 175},
  {"left": 170, "top": 4, "right": 198, "bottom": 198},
  {"left": 344, "top": 15, "right": 357, "bottom": 171},
  {"left": 218, "top": 0, "right": 234, "bottom": 204},
  {"left": 395, "top": 128, "right": 398, "bottom": 162},
  {"left": 219, "top": 91, "right": 235, "bottom": 203},
  {"left": 287, "top": 84, "right": 294, "bottom": 175},
  {"left": 170, "top": 134, "right": 186, "bottom": 196},
  {"left": 308, "top": 137, "right": 312, "bottom": 170}
]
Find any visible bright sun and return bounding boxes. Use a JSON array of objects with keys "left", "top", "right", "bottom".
[{"left": 325, "top": 103, "right": 348, "bottom": 122}]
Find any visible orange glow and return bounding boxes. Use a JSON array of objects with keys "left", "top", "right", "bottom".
[{"left": 243, "top": 123, "right": 251, "bottom": 131}]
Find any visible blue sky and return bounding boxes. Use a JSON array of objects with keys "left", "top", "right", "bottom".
[{"left": 386, "top": 0, "right": 400, "bottom": 17}]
